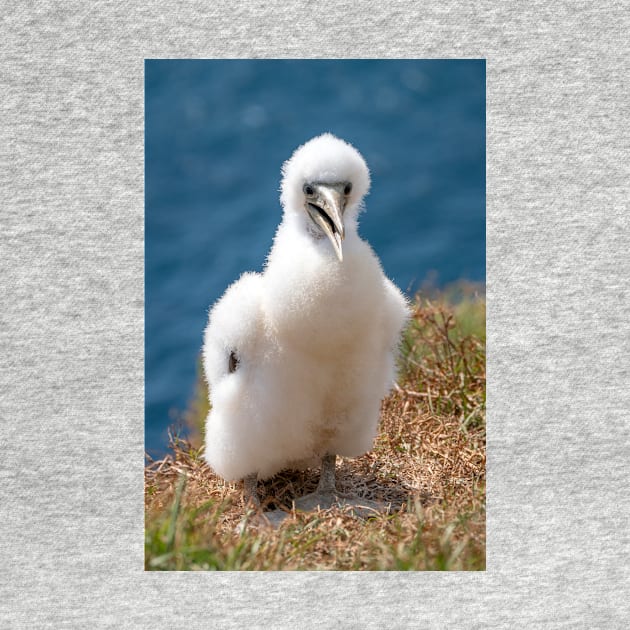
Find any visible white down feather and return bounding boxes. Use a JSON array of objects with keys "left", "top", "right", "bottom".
[{"left": 203, "top": 134, "right": 410, "bottom": 481}]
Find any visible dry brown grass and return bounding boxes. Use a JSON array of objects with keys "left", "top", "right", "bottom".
[{"left": 145, "top": 287, "right": 485, "bottom": 570}]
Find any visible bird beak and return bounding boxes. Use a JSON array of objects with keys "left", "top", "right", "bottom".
[{"left": 305, "top": 184, "right": 346, "bottom": 262}]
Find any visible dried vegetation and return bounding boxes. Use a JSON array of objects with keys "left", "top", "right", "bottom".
[{"left": 145, "top": 285, "right": 486, "bottom": 570}]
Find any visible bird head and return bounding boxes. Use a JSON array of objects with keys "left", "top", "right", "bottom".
[{"left": 280, "top": 134, "right": 371, "bottom": 262}]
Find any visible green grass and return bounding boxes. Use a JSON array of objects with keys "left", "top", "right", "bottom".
[{"left": 145, "top": 284, "right": 486, "bottom": 571}]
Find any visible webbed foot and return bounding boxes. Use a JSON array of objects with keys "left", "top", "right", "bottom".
[
  {"left": 235, "top": 507, "right": 290, "bottom": 533},
  {"left": 293, "top": 491, "right": 387, "bottom": 518}
]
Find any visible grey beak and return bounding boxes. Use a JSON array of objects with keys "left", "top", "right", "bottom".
[{"left": 305, "top": 185, "right": 346, "bottom": 262}]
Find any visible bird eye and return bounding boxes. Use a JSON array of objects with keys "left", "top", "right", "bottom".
[
  {"left": 303, "top": 184, "right": 315, "bottom": 196},
  {"left": 344, "top": 182, "right": 352, "bottom": 195}
]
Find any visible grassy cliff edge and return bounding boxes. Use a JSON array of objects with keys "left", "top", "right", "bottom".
[{"left": 145, "top": 284, "right": 486, "bottom": 570}]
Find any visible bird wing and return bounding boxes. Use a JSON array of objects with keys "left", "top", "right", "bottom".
[{"left": 202, "top": 271, "right": 265, "bottom": 391}]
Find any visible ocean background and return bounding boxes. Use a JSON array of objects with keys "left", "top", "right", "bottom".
[{"left": 145, "top": 59, "right": 485, "bottom": 456}]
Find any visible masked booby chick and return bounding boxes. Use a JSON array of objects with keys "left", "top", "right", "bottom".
[{"left": 203, "top": 133, "right": 409, "bottom": 522}]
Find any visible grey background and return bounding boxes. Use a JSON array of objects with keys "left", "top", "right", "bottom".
[{"left": 1, "top": 1, "right": 628, "bottom": 628}]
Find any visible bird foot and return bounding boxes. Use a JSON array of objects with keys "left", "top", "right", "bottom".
[
  {"left": 235, "top": 494, "right": 390, "bottom": 533},
  {"left": 235, "top": 508, "right": 290, "bottom": 533},
  {"left": 292, "top": 491, "right": 336, "bottom": 512},
  {"left": 293, "top": 491, "right": 387, "bottom": 519},
  {"left": 261, "top": 510, "right": 291, "bottom": 528},
  {"left": 336, "top": 495, "right": 388, "bottom": 519}
]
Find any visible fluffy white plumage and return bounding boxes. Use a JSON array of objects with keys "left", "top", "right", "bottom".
[{"left": 203, "top": 133, "right": 409, "bottom": 483}]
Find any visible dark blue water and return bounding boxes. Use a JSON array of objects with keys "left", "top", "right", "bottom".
[{"left": 145, "top": 59, "right": 485, "bottom": 455}]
